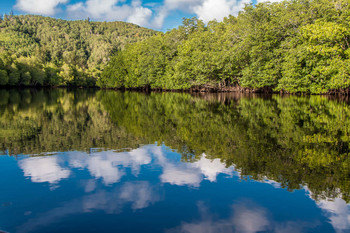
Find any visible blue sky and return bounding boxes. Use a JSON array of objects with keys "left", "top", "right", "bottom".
[{"left": 0, "top": 0, "right": 262, "bottom": 31}]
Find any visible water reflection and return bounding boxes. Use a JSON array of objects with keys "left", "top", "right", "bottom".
[
  {"left": 168, "top": 201, "right": 322, "bottom": 233},
  {"left": 155, "top": 149, "right": 234, "bottom": 187},
  {"left": 1, "top": 89, "right": 350, "bottom": 232},
  {"left": 19, "top": 156, "right": 70, "bottom": 184},
  {"left": 19, "top": 146, "right": 235, "bottom": 188},
  {"left": 68, "top": 148, "right": 152, "bottom": 185},
  {"left": 14, "top": 145, "right": 236, "bottom": 233},
  {"left": 1, "top": 89, "right": 350, "bottom": 201},
  {"left": 169, "top": 198, "right": 350, "bottom": 233},
  {"left": 17, "top": 180, "right": 160, "bottom": 233},
  {"left": 2, "top": 145, "right": 345, "bottom": 232},
  {"left": 319, "top": 198, "right": 350, "bottom": 233}
]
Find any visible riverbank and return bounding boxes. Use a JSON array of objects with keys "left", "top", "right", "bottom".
[
  {"left": 3, "top": 84, "right": 350, "bottom": 95},
  {"left": 102, "top": 85, "right": 350, "bottom": 96}
]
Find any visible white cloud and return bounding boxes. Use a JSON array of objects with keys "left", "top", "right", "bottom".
[
  {"left": 155, "top": 0, "right": 253, "bottom": 27},
  {"left": 19, "top": 146, "right": 234, "bottom": 189},
  {"left": 68, "top": 148, "right": 152, "bottom": 185},
  {"left": 168, "top": 202, "right": 319, "bottom": 233},
  {"left": 151, "top": 0, "right": 203, "bottom": 29},
  {"left": 15, "top": 0, "right": 68, "bottom": 15},
  {"left": 192, "top": 154, "right": 234, "bottom": 182},
  {"left": 82, "top": 181, "right": 159, "bottom": 213},
  {"left": 193, "top": 0, "right": 232, "bottom": 23},
  {"left": 194, "top": 0, "right": 253, "bottom": 23},
  {"left": 119, "top": 181, "right": 159, "bottom": 210},
  {"left": 257, "top": 0, "right": 283, "bottom": 3},
  {"left": 14, "top": 0, "right": 256, "bottom": 29},
  {"left": 156, "top": 148, "right": 234, "bottom": 187},
  {"left": 303, "top": 186, "right": 350, "bottom": 233},
  {"left": 232, "top": 204, "right": 270, "bottom": 233},
  {"left": 318, "top": 198, "right": 350, "bottom": 233},
  {"left": 18, "top": 181, "right": 159, "bottom": 233},
  {"left": 19, "top": 156, "right": 70, "bottom": 184},
  {"left": 161, "top": 164, "right": 203, "bottom": 187},
  {"left": 262, "top": 176, "right": 281, "bottom": 189},
  {"left": 66, "top": 0, "right": 153, "bottom": 27},
  {"left": 167, "top": 203, "right": 268, "bottom": 233},
  {"left": 162, "top": 0, "right": 203, "bottom": 12},
  {"left": 127, "top": 6, "right": 153, "bottom": 26},
  {"left": 87, "top": 156, "right": 125, "bottom": 185},
  {"left": 65, "top": 0, "right": 254, "bottom": 29},
  {"left": 153, "top": 146, "right": 205, "bottom": 187}
]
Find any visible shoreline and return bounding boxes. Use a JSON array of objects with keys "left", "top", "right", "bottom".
[
  {"left": 1, "top": 85, "right": 350, "bottom": 96},
  {"left": 102, "top": 85, "right": 350, "bottom": 96}
]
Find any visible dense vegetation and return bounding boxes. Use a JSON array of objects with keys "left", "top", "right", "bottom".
[
  {"left": 99, "top": 91, "right": 350, "bottom": 201},
  {"left": 0, "top": 89, "right": 144, "bottom": 153},
  {"left": 101, "top": 0, "right": 350, "bottom": 94},
  {"left": 0, "top": 15, "right": 157, "bottom": 87},
  {"left": 1, "top": 0, "right": 349, "bottom": 93},
  {"left": 1, "top": 89, "right": 350, "bottom": 201}
]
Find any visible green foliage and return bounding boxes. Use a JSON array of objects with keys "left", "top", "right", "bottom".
[
  {"left": 1, "top": 89, "right": 350, "bottom": 201},
  {"left": 0, "top": 69, "right": 8, "bottom": 85},
  {"left": 97, "top": 91, "right": 350, "bottom": 201},
  {"left": 0, "top": 89, "right": 143, "bottom": 152},
  {"left": 0, "top": 15, "right": 157, "bottom": 87},
  {"left": 102, "top": 0, "right": 350, "bottom": 93},
  {"left": 98, "top": 52, "right": 127, "bottom": 88}
]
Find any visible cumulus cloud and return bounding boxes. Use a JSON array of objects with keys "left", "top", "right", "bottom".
[
  {"left": 68, "top": 148, "right": 152, "bottom": 185},
  {"left": 66, "top": 0, "right": 153, "bottom": 27},
  {"left": 154, "top": 0, "right": 253, "bottom": 27},
  {"left": 155, "top": 148, "right": 234, "bottom": 187},
  {"left": 318, "top": 198, "right": 350, "bottom": 233},
  {"left": 15, "top": 0, "right": 68, "bottom": 15},
  {"left": 18, "top": 181, "right": 159, "bottom": 233},
  {"left": 192, "top": 155, "right": 234, "bottom": 182},
  {"left": 161, "top": 164, "right": 203, "bottom": 187},
  {"left": 119, "top": 181, "right": 159, "bottom": 210},
  {"left": 163, "top": 0, "right": 203, "bottom": 11},
  {"left": 193, "top": 0, "right": 254, "bottom": 23},
  {"left": 19, "top": 156, "right": 70, "bottom": 184},
  {"left": 19, "top": 146, "right": 235, "bottom": 189},
  {"left": 87, "top": 155, "right": 125, "bottom": 185},
  {"left": 303, "top": 186, "right": 350, "bottom": 233},
  {"left": 14, "top": 0, "right": 258, "bottom": 29},
  {"left": 257, "top": 0, "right": 284, "bottom": 3},
  {"left": 168, "top": 201, "right": 320, "bottom": 233},
  {"left": 194, "top": 0, "right": 232, "bottom": 23},
  {"left": 262, "top": 176, "right": 282, "bottom": 189},
  {"left": 82, "top": 181, "right": 159, "bottom": 213},
  {"left": 232, "top": 203, "right": 270, "bottom": 233}
]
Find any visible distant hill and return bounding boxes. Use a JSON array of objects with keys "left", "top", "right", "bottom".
[{"left": 0, "top": 15, "right": 158, "bottom": 86}]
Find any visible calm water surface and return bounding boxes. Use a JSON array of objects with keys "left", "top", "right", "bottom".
[{"left": 0, "top": 89, "right": 350, "bottom": 233}]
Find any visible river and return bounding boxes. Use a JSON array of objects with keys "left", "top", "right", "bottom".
[{"left": 0, "top": 88, "right": 349, "bottom": 233}]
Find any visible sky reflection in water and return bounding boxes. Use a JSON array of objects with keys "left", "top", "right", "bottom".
[{"left": 0, "top": 145, "right": 349, "bottom": 233}]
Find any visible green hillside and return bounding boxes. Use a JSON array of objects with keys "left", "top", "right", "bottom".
[
  {"left": 101, "top": 0, "right": 350, "bottom": 94},
  {"left": 0, "top": 15, "right": 157, "bottom": 86}
]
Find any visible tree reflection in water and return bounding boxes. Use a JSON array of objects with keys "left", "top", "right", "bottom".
[{"left": 0, "top": 88, "right": 350, "bottom": 232}]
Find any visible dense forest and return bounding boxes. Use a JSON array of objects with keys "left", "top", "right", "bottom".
[
  {"left": 0, "top": 0, "right": 349, "bottom": 93},
  {"left": 1, "top": 89, "right": 350, "bottom": 201},
  {"left": 101, "top": 0, "right": 350, "bottom": 94},
  {"left": 0, "top": 15, "right": 157, "bottom": 87}
]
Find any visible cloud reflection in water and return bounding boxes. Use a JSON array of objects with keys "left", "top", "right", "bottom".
[
  {"left": 15, "top": 145, "right": 350, "bottom": 233},
  {"left": 167, "top": 201, "right": 321, "bottom": 233},
  {"left": 19, "top": 156, "right": 70, "bottom": 184},
  {"left": 17, "top": 180, "right": 160, "bottom": 233}
]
